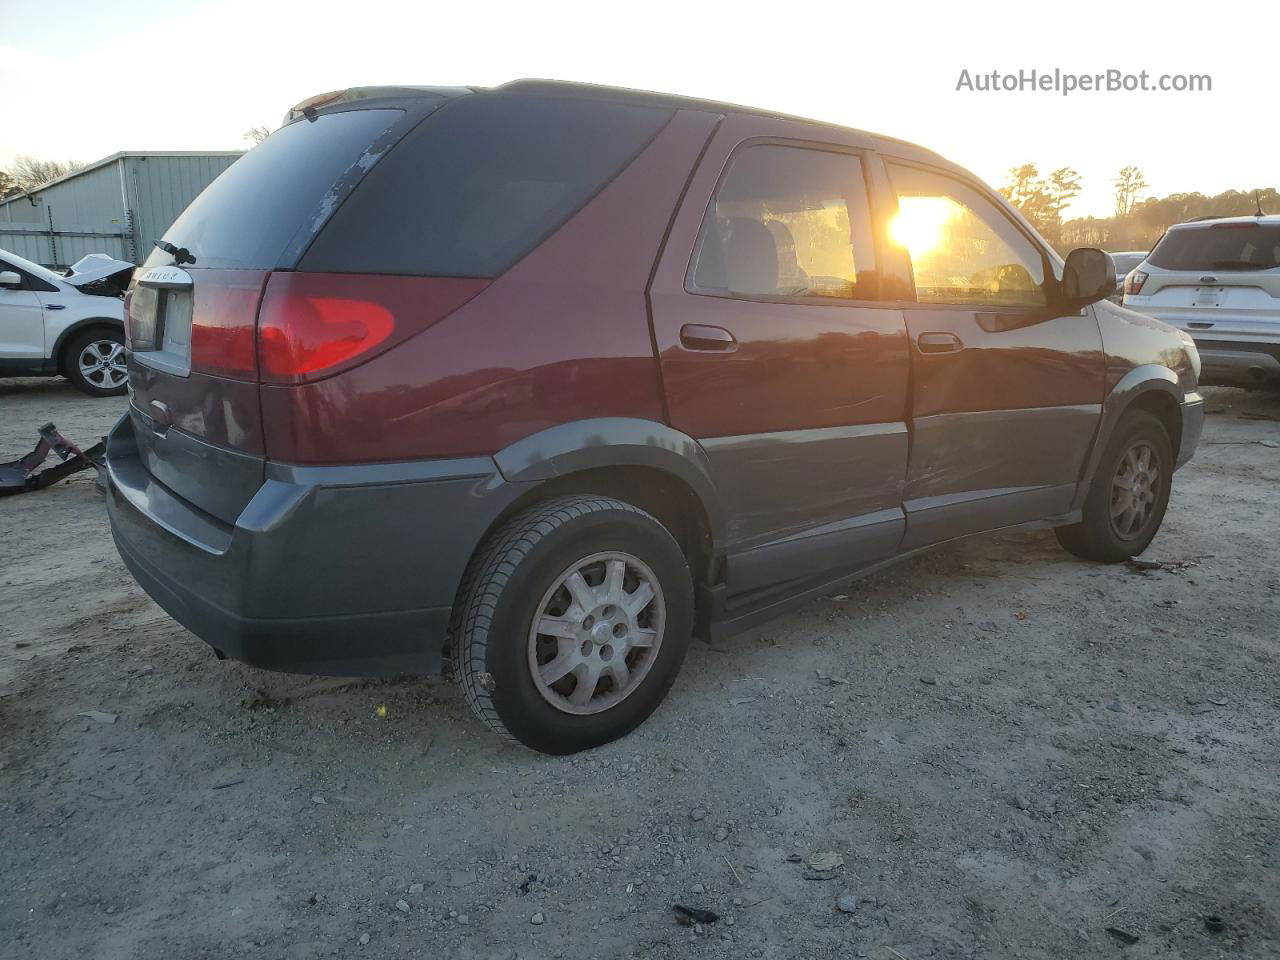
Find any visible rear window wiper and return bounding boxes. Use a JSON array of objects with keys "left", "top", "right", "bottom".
[{"left": 153, "top": 240, "right": 197, "bottom": 265}]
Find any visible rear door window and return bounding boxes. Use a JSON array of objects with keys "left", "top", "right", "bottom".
[
  {"left": 887, "top": 163, "right": 1049, "bottom": 308},
  {"left": 689, "top": 144, "right": 877, "bottom": 301},
  {"left": 1148, "top": 223, "right": 1280, "bottom": 271},
  {"left": 150, "top": 107, "right": 411, "bottom": 270},
  {"left": 301, "top": 94, "right": 673, "bottom": 278}
]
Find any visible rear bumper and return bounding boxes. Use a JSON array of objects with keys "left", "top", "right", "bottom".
[
  {"left": 1189, "top": 340, "right": 1280, "bottom": 386},
  {"left": 105, "top": 414, "right": 526, "bottom": 676}
]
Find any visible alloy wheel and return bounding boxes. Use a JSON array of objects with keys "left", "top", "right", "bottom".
[
  {"left": 1110, "top": 441, "right": 1161, "bottom": 539},
  {"left": 78, "top": 339, "right": 128, "bottom": 390},
  {"left": 527, "top": 551, "right": 666, "bottom": 715}
]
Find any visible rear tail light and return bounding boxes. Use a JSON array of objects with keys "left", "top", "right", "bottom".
[
  {"left": 189, "top": 272, "right": 270, "bottom": 380},
  {"left": 259, "top": 286, "right": 394, "bottom": 383},
  {"left": 256, "top": 273, "right": 489, "bottom": 386},
  {"left": 123, "top": 290, "right": 136, "bottom": 350},
  {"left": 1124, "top": 270, "right": 1148, "bottom": 295}
]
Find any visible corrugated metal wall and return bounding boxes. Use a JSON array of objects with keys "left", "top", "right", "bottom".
[
  {"left": 0, "top": 221, "right": 130, "bottom": 265},
  {"left": 124, "top": 155, "right": 240, "bottom": 260},
  {"left": 0, "top": 153, "right": 240, "bottom": 268}
]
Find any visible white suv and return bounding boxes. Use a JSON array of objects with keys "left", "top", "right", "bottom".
[
  {"left": 1123, "top": 216, "right": 1280, "bottom": 388},
  {"left": 0, "top": 248, "right": 132, "bottom": 396}
]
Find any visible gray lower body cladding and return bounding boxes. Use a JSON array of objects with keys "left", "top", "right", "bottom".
[
  {"left": 104, "top": 413, "right": 525, "bottom": 676},
  {"left": 1191, "top": 338, "right": 1280, "bottom": 386}
]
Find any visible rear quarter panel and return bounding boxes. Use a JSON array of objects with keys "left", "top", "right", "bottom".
[{"left": 261, "top": 109, "right": 722, "bottom": 463}]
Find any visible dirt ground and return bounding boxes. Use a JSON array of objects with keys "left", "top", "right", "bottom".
[{"left": 1, "top": 376, "right": 1277, "bottom": 960}]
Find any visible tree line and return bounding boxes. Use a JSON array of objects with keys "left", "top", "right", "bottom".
[
  {"left": 998, "top": 163, "right": 1279, "bottom": 254},
  {"left": 0, "top": 156, "right": 87, "bottom": 199}
]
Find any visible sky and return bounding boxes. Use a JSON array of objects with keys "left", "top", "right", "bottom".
[{"left": 2, "top": 0, "right": 1275, "bottom": 219}]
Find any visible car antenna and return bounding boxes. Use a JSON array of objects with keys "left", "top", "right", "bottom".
[
  {"left": 153, "top": 239, "right": 196, "bottom": 265},
  {"left": 1255, "top": 191, "right": 1266, "bottom": 217}
]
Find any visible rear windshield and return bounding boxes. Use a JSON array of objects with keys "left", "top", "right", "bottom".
[
  {"left": 148, "top": 108, "right": 409, "bottom": 270},
  {"left": 300, "top": 94, "right": 673, "bottom": 278},
  {"left": 1148, "top": 223, "right": 1280, "bottom": 271}
]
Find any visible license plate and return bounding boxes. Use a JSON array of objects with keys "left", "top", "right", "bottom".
[
  {"left": 132, "top": 265, "right": 194, "bottom": 374},
  {"left": 1195, "top": 286, "right": 1223, "bottom": 307}
]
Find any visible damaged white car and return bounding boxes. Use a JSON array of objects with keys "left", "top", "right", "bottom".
[{"left": 0, "top": 249, "right": 133, "bottom": 396}]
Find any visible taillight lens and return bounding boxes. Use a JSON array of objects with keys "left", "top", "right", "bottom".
[
  {"left": 256, "top": 273, "right": 488, "bottom": 385},
  {"left": 260, "top": 291, "right": 393, "bottom": 383},
  {"left": 122, "top": 290, "right": 136, "bottom": 350},
  {"left": 1124, "top": 270, "right": 1148, "bottom": 295},
  {"left": 189, "top": 271, "right": 270, "bottom": 380}
]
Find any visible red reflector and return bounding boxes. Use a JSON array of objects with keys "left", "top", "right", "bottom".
[{"left": 256, "top": 273, "right": 489, "bottom": 385}]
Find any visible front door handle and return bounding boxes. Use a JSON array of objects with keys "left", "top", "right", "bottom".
[
  {"left": 680, "top": 324, "right": 738, "bottom": 352},
  {"left": 917, "top": 331, "right": 963, "bottom": 354},
  {"left": 45, "top": 303, "right": 66, "bottom": 310}
]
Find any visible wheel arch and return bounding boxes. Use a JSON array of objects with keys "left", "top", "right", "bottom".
[
  {"left": 52, "top": 317, "right": 125, "bottom": 376},
  {"left": 1073, "top": 365, "right": 1184, "bottom": 511},
  {"left": 489, "top": 418, "right": 726, "bottom": 586}
]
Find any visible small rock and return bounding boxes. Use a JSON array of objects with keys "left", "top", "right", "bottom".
[
  {"left": 837, "top": 893, "right": 859, "bottom": 914},
  {"left": 1013, "top": 796, "right": 1030, "bottom": 811},
  {"left": 689, "top": 808, "right": 707, "bottom": 822},
  {"left": 531, "top": 911, "right": 545, "bottom": 925},
  {"left": 692, "top": 882, "right": 705, "bottom": 895},
  {"left": 808, "top": 851, "right": 844, "bottom": 871},
  {"left": 456, "top": 914, "right": 469, "bottom": 925},
  {"left": 395, "top": 899, "right": 410, "bottom": 913},
  {"left": 714, "top": 827, "right": 729, "bottom": 842},
  {"left": 449, "top": 871, "right": 477, "bottom": 887},
  {"left": 311, "top": 795, "right": 327, "bottom": 805},
  {"left": 79, "top": 711, "right": 117, "bottom": 724},
  {"left": 786, "top": 853, "right": 803, "bottom": 863},
  {"left": 408, "top": 882, "right": 424, "bottom": 894},
  {"left": 918, "top": 677, "right": 937, "bottom": 686},
  {"left": 358, "top": 933, "right": 370, "bottom": 946}
]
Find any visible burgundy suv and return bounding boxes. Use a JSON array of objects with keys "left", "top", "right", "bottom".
[{"left": 106, "top": 81, "right": 1204, "bottom": 753}]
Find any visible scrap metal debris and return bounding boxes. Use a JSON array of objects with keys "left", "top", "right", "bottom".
[{"left": 0, "top": 423, "right": 105, "bottom": 496}]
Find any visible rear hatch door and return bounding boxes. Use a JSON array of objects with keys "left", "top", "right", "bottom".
[
  {"left": 1138, "top": 221, "right": 1280, "bottom": 338},
  {"left": 125, "top": 94, "right": 455, "bottom": 524}
]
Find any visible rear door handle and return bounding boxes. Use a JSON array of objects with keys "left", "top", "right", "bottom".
[
  {"left": 45, "top": 303, "right": 66, "bottom": 310},
  {"left": 917, "top": 331, "right": 963, "bottom": 354},
  {"left": 680, "top": 324, "right": 738, "bottom": 352}
]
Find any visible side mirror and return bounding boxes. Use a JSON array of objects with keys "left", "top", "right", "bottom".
[
  {"left": 1061, "top": 248, "right": 1116, "bottom": 307},
  {"left": 0, "top": 270, "right": 22, "bottom": 289}
]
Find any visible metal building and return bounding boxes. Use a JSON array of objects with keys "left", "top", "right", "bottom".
[{"left": 0, "top": 151, "right": 242, "bottom": 269}]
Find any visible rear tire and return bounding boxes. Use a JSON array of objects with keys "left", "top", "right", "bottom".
[
  {"left": 452, "top": 496, "right": 694, "bottom": 754},
  {"left": 64, "top": 328, "right": 128, "bottom": 397},
  {"left": 1055, "top": 410, "right": 1173, "bottom": 563}
]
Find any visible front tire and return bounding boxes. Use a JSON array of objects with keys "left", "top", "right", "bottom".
[
  {"left": 1055, "top": 410, "right": 1173, "bottom": 563},
  {"left": 452, "top": 496, "right": 694, "bottom": 754},
  {"left": 65, "top": 329, "right": 128, "bottom": 397}
]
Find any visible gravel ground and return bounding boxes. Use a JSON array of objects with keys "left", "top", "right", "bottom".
[{"left": 1, "top": 377, "right": 1277, "bottom": 960}]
